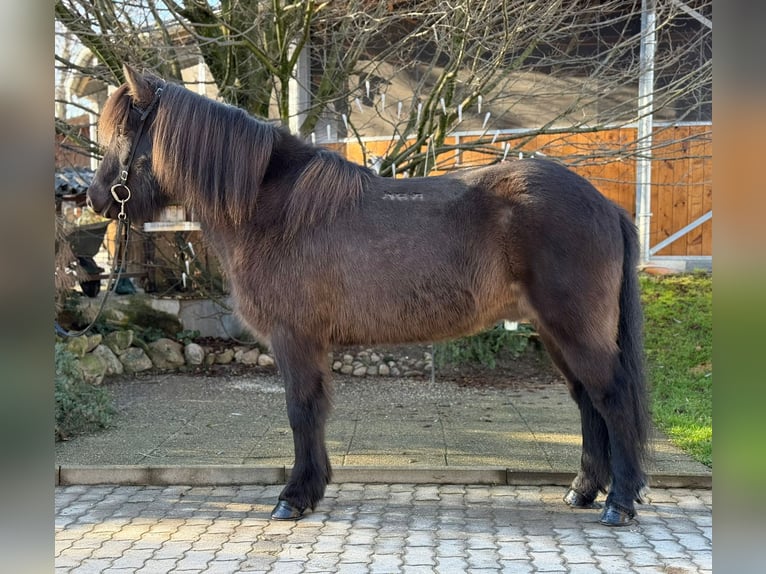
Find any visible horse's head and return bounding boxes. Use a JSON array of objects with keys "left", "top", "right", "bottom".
[{"left": 87, "top": 64, "right": 169, "bottom": 223}]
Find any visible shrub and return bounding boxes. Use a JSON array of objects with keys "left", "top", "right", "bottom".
[
  {"left": 435, "top": 323, "right": 538, "bottom": 369},
  {"left": 55, "top": 342, "right": 115, "bottom": 440}
]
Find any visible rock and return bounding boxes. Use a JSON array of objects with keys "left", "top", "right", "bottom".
[
  {"left": 147, "top": 338, "right": 185, "bottom": 370},
  {"left": 119, "top": 347, "right": 153, "bottom": 374},
  {"left": 239, "top": 348, "right": 261, "bottom": 365},
  {"left": 184, "top": 343, "right": 205, "bottom": 366},
  {"left": 342, "top": 354, "right": 354, "bottom": 365},
  {"left": 366, "top": 365, "right": 378, "bottom": 376},
  {"left": 84, "top": 334, "right": 103, "bottom": 353},
  {"left": 352, "top": 366, "right": 367, "bottom": 377},
  {"left": 205, "top": 353, "right": 216, "bottom": 366},
  {"left": 215, "top": 349, "right": 235, "bottom": 364},
  {"left": 257, "top": 353, "right": 275, "bottom": 367},
  {"left": 101, "top": 308, "right": 129, "bottom": 325},
  {"left": 404, "top": 370, "right": 422, "bottom": 377},
  {"left": 370, "top": 353, "right": 381, "bottom": 364},
  {"left": 66, "top": 336, "right": 89, "bottom": 358},
  {"left": 105, "top": 330, "right": 134, "bottom": 355},
  {"left": 116, "top": 298, "right": 182, "bottom": 339},
  {"left": 340, "top": 364, "right": 354, "bottom": 375},
  {"left": 332, "top": 360, "right": 343, "bottom": 371},
  {"left": 78, "top": 353, "right": 107, "bottom": 385},
  {"left": 378, "top": 363, "right": 390, "bottom": 376},
  {"left": 91, "top": 344, "right": 123, "bottom": 376},
  {"left": 391, "top": 367, "right": 401, "bottom": 377}
]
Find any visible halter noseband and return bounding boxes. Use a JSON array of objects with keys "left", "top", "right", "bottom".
[{"left": 109, "top": 84, "right": 164, "bottom": 220}]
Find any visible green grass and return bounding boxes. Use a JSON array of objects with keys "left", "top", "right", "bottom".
[{"left": 640, "top": 272, "right": 712, "bottom": 467}]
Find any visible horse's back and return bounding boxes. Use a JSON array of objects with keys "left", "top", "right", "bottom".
[{"left": 454, "top": 159, "right": 614, "bottom": 209}]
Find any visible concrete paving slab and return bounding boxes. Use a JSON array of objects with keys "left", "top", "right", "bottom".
[{"left": 55, "top": 371, "right": 712, "bottom": 488}]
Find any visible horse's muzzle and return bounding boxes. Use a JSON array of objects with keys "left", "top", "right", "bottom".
[{"left": 86, "top": 191, "right": 116, "bottom": 219}]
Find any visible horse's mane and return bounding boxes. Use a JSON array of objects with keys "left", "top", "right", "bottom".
[
  {"left": 286, "top": 148, "right": 369, "bottom": 237},
  {"left": 151, "top": 83, "right": 275, "bottom": 225},
  {"left": 102, "top": 77, "right": 370, "bottom": 230}
]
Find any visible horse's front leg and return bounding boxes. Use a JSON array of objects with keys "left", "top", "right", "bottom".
[{"left": 269, "top": 328, "right": 333, "bottom": 520}]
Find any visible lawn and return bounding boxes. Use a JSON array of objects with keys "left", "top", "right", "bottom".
[{"left": 640, "top": 272, "right": 712, "bottom": 467}]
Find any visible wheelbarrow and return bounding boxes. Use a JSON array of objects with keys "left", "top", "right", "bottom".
[
  {"left": 64, "top": 220, "right": 139, "bottom": 297},
  {"left": 64, "top": 220, "right": 111, "bottom": 297}
]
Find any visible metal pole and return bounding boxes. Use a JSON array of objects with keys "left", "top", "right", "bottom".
[
  {"left": 288, "top": 41, "right": 311, "bottom": 136},
  {"left": 636, "top": 0, "right": 656, "bottom": 264}
]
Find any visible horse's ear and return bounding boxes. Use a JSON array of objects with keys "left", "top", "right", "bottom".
[{"left": 123, "top": 64, "right": 154, "bottom": 107}]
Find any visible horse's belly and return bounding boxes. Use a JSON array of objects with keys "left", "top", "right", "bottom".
[{"left": 332, "top": 280, "right": 525, "bottom": 346}]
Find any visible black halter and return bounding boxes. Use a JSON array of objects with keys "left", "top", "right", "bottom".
[
  {"left": 109, "top": 84, "right": 164, "bottom": 220},
  {"left": 56, "top": 84, "right": 165, "bottom": 339}
]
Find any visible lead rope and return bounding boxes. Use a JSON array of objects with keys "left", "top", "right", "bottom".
[{"left": 55, "top": 215, "right": 131, "bottom": 339}]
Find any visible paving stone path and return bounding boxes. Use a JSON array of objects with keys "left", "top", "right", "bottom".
[{"left": 55, "top": 483, "right": 712, "bottom": 573}]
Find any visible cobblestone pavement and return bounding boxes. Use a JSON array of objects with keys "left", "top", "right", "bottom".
[{"left": 55, "top": 483, "right": 712, "bottom": 573}]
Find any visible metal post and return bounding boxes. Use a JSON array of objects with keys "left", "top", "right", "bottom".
[
  {"left": 636, "top": 0, "right": 656, "bottom": 264},
  {"left": 197, "top": 55, "right": 207, "bottom": 96},
  {"left": 288, "top": 41, "right": 311, "bottom": 136}
]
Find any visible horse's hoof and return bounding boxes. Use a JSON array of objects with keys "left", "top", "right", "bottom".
[
  {"left": 270, "top": 500, "right": 305, "bottom": 521},
  {"left": 599, "top": 502, "right": 635, "bottom": 527},
  {"left": 563, "top": 488, "right": 600, "bottom": 509}
]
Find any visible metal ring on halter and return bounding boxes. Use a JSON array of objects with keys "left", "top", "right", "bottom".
[
  {"left": 111, "top": 183, "right": 131, "bottom": 220},
  {"left": 111, "top": 182, "right": 131, "bottom": 203}
]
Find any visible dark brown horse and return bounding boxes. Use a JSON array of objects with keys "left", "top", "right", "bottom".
[{"left": 88, "top": 65, "right": 650, "bottom": 526}]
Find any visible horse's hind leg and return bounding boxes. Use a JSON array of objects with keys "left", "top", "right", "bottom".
[
  {"left": 540, "top": 334, "right": 610, "bottom": 508},
  {"left": 537, "top": 325, "right": 647, "bottom": 526},
  {"left": 269, "top": 328, "right": 332, "bottom": 520}
]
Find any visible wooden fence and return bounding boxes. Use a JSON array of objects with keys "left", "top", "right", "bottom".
[{"left": 333, "top": 124, "right": 712, "bottom": 258}]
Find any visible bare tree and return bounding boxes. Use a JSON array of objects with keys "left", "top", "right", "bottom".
[
  {"left": 337, "top": 0, "right": 712, "bottom": 176},
  {"left": 55, "top": 0, "right": 711, "bottom": 174}
]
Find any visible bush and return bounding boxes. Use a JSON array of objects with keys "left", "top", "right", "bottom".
[
  {"left": 55, "top": 342, "right": 115, "bottom": 440},
  {"left": 435, "top": 323, "right": 537, "bottom": 369}
]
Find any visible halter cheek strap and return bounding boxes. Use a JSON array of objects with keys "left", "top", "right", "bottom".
[
  {"left": 110, "top": 84, "right": 164, "bottom": 219},
  {"left": 59, "top": 84, "right": 165, "bottom": 339}
]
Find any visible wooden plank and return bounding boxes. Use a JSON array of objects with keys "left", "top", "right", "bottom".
[
  {"left": 651, "top": 126, "right": 678, "bottom": 257},
  {"left": 669, "top": 127, "right": 689, "bottom": 256},
  {"left": 593, "top": 130, "right": 624, "bottom": 208},
  {"left": 459, "top": 134, "right": 502, "bottom": 168},
  {"left": 701, "top": 126, "right": 713, "bottom": 256},
  {"left": 344, "top": 141, "right": 366, "bottom": 166},
  {"left": 685, "top": 128, "right": 706, "bottom": 256},
  {"left": 617, "top": 128, "right": 637, "bottom": 218}
]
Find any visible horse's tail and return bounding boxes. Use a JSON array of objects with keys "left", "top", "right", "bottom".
[{"left": 618, "top": 210, "right": 651, "bottom": 473}]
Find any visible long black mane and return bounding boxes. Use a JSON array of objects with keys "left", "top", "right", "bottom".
[{"left": 102, "top": 78, "right": 371, "bottom": 229}]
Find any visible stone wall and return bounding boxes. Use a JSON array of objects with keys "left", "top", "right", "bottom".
[{"left": 61, "top": 330, "right": 434, "bottom": 386}]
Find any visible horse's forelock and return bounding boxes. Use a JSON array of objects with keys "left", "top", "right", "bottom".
[{"left": 97, "top": 84, "right": 131, "bottom": 144}]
